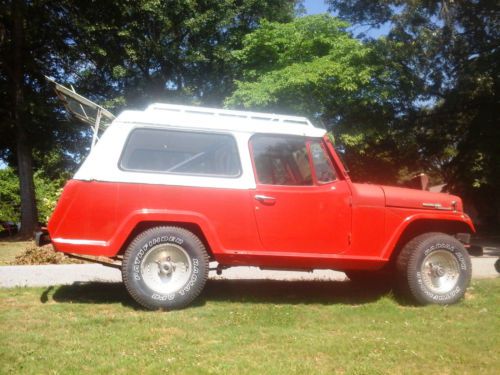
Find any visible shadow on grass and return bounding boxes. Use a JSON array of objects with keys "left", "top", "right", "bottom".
[
  {"left": 48, "top": 282, "right": 140, "bottom": 309},
  {"left": 200, "top": 279, "right": 392, "bottom": 305},
  {"left": 46, "top": 279, "right": 393, "bottom": 309}
]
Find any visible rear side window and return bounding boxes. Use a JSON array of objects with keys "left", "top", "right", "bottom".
[{"left": 120, "top": 128, "right": 241, "bottom": 177}]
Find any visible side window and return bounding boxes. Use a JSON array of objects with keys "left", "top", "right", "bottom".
[
  {"left": 120, "top": 128, "right": 241, "bottom": 177},
  {"left": 251, "top": 135, "right": 313, "bottom": 185},
  {"left": 310, "top": 141, "right": 337, "bottom": 183}
]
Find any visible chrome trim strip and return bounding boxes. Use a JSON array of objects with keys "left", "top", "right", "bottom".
[
  {"left": 422, "top": 202, "right": 454, "bottom": 211},
  {"left": 52, "top": 238, "right": 107, "bottom": 246}
]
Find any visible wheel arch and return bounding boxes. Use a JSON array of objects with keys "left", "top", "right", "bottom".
[
  {"left": 385, "top": 218, "right": 474, "bottom": 264},
  {"left": 117, "top": 221, "right": 215, "bottom": 260}
]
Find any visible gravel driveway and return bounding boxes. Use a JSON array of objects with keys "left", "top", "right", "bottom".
[{"left": 0, "top": 257, "right": 497, "bottom": 288}]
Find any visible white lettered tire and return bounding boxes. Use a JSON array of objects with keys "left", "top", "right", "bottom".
[
  {"left": 396, "top": 232, "right": 472, "bottom": 305},
  {"left": 122, "top": 226, "right": 209, "bottom": 310}
]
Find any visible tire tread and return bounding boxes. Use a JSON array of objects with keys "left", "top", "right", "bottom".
[
  {"left": 396, "top": 232, "right": 471, "bottom": 305},
  {"left": 122, "top": 226, "right": 209, "bottom": 310}
]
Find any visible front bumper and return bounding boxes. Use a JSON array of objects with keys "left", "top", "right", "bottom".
[{"left": 456, "top": 232, "right": 483, "bottom": 256}]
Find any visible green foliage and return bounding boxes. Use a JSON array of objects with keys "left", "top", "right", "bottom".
[
  {"left": 0, "top": 0, "right": 299, "bottom": 234},
  {"left": 328, "top": 0, "right": 500, "bottom": 226},
  {"left": 226, "top": 15, "right": 408, "bottom": 183},
  {"left": 0, "top": 168, "right": 63, "bottom": 223},
  {"left": 59, "top": 0, "right": 299, "bottom": 110},
  {"left": 1, "top": 1, "right": 497, "bottom": 228},
  {"left": 226, "top": 15, "right": 378, "bottom": 118},
  {"left": 0, "top": 168, "right": 21, "bottom": 222},
  {"left": 33, "top": 171, "right": 64, "bottom": 224},
  {"left": 0, "top": 1, "right": 91, "bottom": 171}
]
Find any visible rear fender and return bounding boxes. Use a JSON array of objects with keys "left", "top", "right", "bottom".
[
  {"left": 112, "top": 210, "right": 223, "bottom": 256},
  {"left": 52, "top": 209, "right": 222, "bottom": 257}
]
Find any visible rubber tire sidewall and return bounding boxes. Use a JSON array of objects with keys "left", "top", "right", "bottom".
[
  {"left": 122, "top": 226, "right": 208, "bottom": 310},
  {"left": 406, "top": 233, "right": 471, "bottom": 305}
]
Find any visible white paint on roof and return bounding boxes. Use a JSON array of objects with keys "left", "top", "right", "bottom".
[
  {"left": 74, "top": 103, "right": 326, "bottom": 189},
  {"left": 114, "top": 103, "right": 326, "bottom": 138}
]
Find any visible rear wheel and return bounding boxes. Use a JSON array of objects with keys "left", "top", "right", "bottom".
[
  {"left": 122, "top": 226, "right": 209, "bottom": 310},
  {"left": 396, "top": 232, "right": 471, "bottom": 305}
]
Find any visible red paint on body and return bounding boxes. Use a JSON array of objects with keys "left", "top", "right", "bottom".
[{"left": 49, "top": 175, "right": 474, "bottom": 271}]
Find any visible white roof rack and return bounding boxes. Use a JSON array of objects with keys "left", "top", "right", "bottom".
[
  {"left": 146, "top": 103, "right": 314, "bottom": 127},
  {"left": 114, "top": 102, "right": 325, "bottom": 138}
]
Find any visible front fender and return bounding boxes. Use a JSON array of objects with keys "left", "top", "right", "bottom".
[{"left": 380, "top": 210, "right": 475, "bottom": 260}]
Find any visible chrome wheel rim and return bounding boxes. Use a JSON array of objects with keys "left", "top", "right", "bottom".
[
  {"left": 140, "top": 244, "right": 192, "bottom": 294},
  {"left": 421, "top": 250, "right": 460, "bottom": 294}
]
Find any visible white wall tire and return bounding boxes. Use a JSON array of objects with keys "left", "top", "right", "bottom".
[
  {"left": 122, "top": 226, "right": 209, "bottom": 310},
  {"left": 396, "top": 232, "right": 472, "bottom": 305}
]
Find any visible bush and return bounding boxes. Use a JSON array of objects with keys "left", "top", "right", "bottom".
[
  {"left": 0, "top": 168, "right": 21, "bottom": 222},
  {"left": 34, "top": 170, "right": 64, "bottom": 224},
  {"left": 0, "top": 168, "right": 65, "bottom": 224}
]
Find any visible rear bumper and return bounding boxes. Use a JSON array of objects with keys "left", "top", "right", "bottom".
[{"left": 35, "top": 229, "right": 51, "bottom": 247}]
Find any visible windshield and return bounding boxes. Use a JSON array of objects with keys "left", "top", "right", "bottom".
[{"left": 324, "top": 136, "right": 350, "bottom": 173}]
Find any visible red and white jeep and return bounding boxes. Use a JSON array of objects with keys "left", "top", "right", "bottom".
[{"left": 43, "top": 103, "right": 475, "bottom": 310}]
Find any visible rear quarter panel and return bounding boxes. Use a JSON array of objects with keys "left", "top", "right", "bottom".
[{"left": 48, "top": 180, "right": 260, "bottom": 257}]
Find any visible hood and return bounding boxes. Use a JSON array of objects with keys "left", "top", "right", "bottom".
[{"left": 381, "top": 185, "right": 463, "bottom": 212}]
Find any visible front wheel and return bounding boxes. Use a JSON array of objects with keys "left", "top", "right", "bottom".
[
  {"left": 396, "top": 232, "right": 472, "bottom": 305},
  {"left": 122, "top": 226, "right": 209, "bottom": 310}
]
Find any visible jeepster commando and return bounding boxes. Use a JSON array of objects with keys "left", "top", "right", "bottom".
[{"left": 40, "top": 103, "right": 475, "bottom": 310}]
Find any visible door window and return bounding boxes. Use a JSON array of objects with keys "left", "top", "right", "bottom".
[
  {"left": 310, "top": 141, "right": 337, "bottom": 183},
  {"left": 251, "top": 135, "right": 313, "bottom": 185},
  {"left": 250, "top": 135, "right": 337, "bottom": 185}
]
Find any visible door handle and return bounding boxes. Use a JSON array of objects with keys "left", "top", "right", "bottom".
[{"left": 255, "top": 195, "right": 276, "bottom": 204}]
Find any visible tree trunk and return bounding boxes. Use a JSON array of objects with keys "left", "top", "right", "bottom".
[{"left": 12, "top": 0, "right": 37, "bottom": 238}]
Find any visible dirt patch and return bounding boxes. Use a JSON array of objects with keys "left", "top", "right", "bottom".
[{"left": 12, "top": 245, "right": 83, "bottom": 265}]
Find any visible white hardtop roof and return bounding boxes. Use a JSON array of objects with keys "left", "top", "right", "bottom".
[{"left": 113, "top": 103, "right": 326, "bottom": 137}]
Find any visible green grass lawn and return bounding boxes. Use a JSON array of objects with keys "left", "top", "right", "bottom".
[
  {"left": 0, "top": 278, "right": 498, "bottom": 374},
  {"left": 0, "top": 241, "right": 31, "bottom": 264}
]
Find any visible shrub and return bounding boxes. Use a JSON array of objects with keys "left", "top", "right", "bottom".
[{"left": 0, "top": 168, "right": 65, "bottom": 224}]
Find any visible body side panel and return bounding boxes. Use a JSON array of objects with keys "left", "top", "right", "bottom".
[
  {"left": 48, "top": 180, "right": 261, "bottom": 257},
  {"left": 347, "top": 183, "right": 386, "bottom": 257},
  {"left": 252, "top": 180, "right": 352, "bottom": 254}
]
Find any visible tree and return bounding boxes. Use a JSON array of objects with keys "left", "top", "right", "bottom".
[
  {"left": 226, "top": 15, "right": 374, "bottom": 115},
  {"left": 226, "top": 14, "right": 411, "bottom": 183},
  {"left": 0, "top": 0, "right": 299, "bottom": 236},
  {"left": 327, "top": 0, "right": 500, "bottom": 227},
  {"left": 59, "top": 0, "right": 299, "bottom": 109},
  {"left": 0, "top": 1, "right": 82, "bottom": 236}
]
